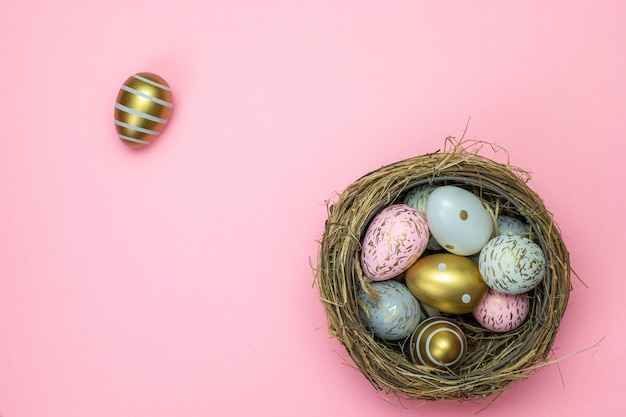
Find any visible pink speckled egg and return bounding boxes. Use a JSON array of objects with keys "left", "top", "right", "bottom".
[
  {"left": 361, "top": 204, "right": 429, "bottom": 281},
  {"left": 472, "top": 289, "right": 530, "bottom": 332}
]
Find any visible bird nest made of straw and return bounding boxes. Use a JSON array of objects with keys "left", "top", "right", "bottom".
[{"left": 316, "top": 139, "right": 571, "bottom": 402}]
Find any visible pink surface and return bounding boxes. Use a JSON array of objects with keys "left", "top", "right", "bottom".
[{"left": 1, "top": 1, "right": 624, "bottom": 416}]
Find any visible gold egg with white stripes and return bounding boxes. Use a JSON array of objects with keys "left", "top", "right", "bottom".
[
  {"left": 114, "top": 72, "right": 173, "bottom": 148},
  {"left": 407, "top": 317, "right": 467, "bottom": 369}
]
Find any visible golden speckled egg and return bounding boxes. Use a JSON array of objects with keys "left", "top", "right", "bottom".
[
  {"left": 405, "top": 253, "right": 488, "bottom": 314},
  {"left": 407, "top": 317, "right": 467, "bottom": 368},
  {"left": 114, "top": 72, "right": 173, "bottom": 148}
]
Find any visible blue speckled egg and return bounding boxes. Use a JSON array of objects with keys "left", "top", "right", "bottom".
[{"left": 359, "top": 280, "right": 422, "bottom": 341}]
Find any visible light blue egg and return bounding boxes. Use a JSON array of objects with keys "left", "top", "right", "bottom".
[
  {"left": 359, "top": 280, "right": 422, "bottom": 341},
  {"left": 496, "top": 215, "right": 527, "bottom": 236}
]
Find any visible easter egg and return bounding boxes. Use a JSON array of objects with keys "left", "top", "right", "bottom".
[
  {"left": 114, "top": 72, "right": 173, "bottom": 148},
  {"left": 403, "top": 185, "right": 435, "bottom": 216},
  {"left": 473, "top": 289, "right": 530, "bottom": 332},
  {"left": 407, "top": 317, "right": 467, "bottom": 368},
  {"left": 496, "top": 215, "right": 527, "bottom": 236},
  {"left": 479, "top": 235, "right": 546, "bottom": 294},
  {"left": 405, "top": 253, "right": 488, "bottom": 314},
  {"left": 360, "top": 204, "right": 429, "bottom": 281},
  {"left": 425, "top": 186, "right": 493, "bottom": 256},
  {"left": 358, "top": 280, "right": 422, "bottom": 341}
]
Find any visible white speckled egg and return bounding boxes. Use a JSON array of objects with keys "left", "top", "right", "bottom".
[
  {"left": 479, "top": 235, "right": 547, "bottom": 294},
  {"left": 359, "top": 280, "right": 422, "bottom": 341},
  {"left": 361, "top": 204, "right": 429, "bottom": 281},
  {"left": 472, "top": 289, "right": 530, "bottom": 332},
  {"left": 496, "top": 215, "right": 527, "bottom": 236},
  {"left": 425, "top": 186, "right": 493, "bottom": 256},
  {"left": 403, "top": 185, "right": 435, "bottom": 216}
]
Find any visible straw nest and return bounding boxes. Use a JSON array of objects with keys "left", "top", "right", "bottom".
[{"left": 316, "top": 139, "right": 571, "bottom": 402}]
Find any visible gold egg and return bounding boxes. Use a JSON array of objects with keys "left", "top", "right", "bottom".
[
  {"left": 114, "top": 72, "right": 173, "bottom": 148},
  {"left": 408, "top": 317, "right": 467, "bottom": 368},
  {"left": 405, "top": 253, "right": 487, "bottom": 314}
]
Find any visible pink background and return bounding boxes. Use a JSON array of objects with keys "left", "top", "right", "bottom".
[{"left": 1, "top": 1, "right": 624, "bottom": 416}]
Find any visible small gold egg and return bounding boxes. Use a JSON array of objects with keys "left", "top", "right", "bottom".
[
  {"left": 405, "top": 253, "right": 487, "bottom": 314},
  {"left": 407, "top": 317, "right": 467, "bottom": 368},
  {"left": 114, "top": 72, "right": 173, "bottom": 148}
]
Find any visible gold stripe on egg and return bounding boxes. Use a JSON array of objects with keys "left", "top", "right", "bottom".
[{"left": 115, "top": 72, "right": 172, "bottom": 148}]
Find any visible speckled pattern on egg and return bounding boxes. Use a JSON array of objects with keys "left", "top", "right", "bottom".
[
  {"left": 479, "top": 235, "right": 547, "bottom": 294},
  {"left": 403, "top": 185, "right": 435, "bottom": 216},
  {"left": 360, "top": 204, "right": 429, "bottom": 281},
  {"left": 496, "top": 215, "right": 527, "bottom": 236},
  {"left": 358, "top": 280, "right": 422, "bottom": 341},
  {"left": 472, "top": 289, "right": 530, "bottom": 332}
]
